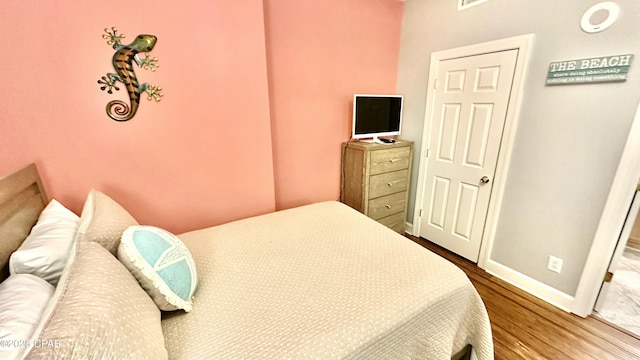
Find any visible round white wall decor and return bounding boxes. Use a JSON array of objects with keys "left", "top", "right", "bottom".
[{"left": 581, "top": 2, "right": 620, "bottom": 33}]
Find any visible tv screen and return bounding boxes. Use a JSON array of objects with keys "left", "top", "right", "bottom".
[{"left": 352, "top": 94, "right": 403, "bottom": 140}]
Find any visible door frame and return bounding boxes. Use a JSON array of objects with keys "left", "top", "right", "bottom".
[
  {"left": 412, "top": 34, "right": 535, "bottom": 269},
  {"left": 593, "top": 189, "right": 640, "bottom": 312},
  {"left": 573, "top": 100, "right": 640, "bottom": 317}
]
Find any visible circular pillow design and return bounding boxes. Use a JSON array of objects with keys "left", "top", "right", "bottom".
[{"left": 118, "top": 225, "right": 198, "bottom": 312}]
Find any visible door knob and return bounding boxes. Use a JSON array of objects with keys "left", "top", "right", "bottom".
[{"left": 480, "top": 176, "right": 490, "bottom": 184}]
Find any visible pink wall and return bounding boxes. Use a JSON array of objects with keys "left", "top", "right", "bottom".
[
  {"left": 0, "top": 0, "right": 403, "bottom": 231},
  {"left": 265, "top": 0, "right": 404, "bottom": 210},
  {"left": 0, "top": 0, "right": 275, "bottom": 233}
]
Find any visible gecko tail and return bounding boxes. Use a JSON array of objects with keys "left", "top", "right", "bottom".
[{"left": 106, "top": 100, "right": 137, "bottom": 121}]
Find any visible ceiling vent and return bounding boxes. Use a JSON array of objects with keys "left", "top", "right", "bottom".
[{"left": 458, "top": 0, "right": 489, "bottom": 10}]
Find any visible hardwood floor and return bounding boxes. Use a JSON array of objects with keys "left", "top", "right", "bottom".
[{"left": 407, "top": 235, "right": 640, "bottom": 360}]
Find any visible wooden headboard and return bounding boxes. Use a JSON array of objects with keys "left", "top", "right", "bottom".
[{"left": 0, "top": 164, "right": 48, "bottom": 281}]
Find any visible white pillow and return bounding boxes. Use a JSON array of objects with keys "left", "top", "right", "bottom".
[
  {"left": 9, "top": 199, "right": 80, "bottom": 285},
  {"left": 118, "top": 225, "right": 198, "bottom": 312},
  {"left": 0, "top": 274, "right": 55, "bottom": 359}
]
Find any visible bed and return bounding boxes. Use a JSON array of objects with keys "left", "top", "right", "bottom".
[{"left": 0, "top": 163, "right": 493, "bottom": 360}]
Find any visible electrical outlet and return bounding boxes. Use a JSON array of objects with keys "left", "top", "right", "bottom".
[{"left": 548, "top": 255, "right": 563, "bottom": 273}]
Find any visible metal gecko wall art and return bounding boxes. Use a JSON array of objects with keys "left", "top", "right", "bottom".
[{"left": 98, "top": 27, "right": 163, "bottom": 122}]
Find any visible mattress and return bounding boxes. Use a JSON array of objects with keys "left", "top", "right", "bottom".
[{"left": 161, "top": 201, "right": 493, "bottom": 359}]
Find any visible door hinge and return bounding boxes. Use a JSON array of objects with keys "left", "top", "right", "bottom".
[
  {"left": 419, "top": 209, "right": 423, "bottom": 217},
  {"left": 604, "top": 271, "right": 614, "bottom": 283},
  {"left": 434, "top": 79, "right": 438, "bottom": 89},
  {"left": 425, "top": 149, "right": 430, "bottom": 158}
]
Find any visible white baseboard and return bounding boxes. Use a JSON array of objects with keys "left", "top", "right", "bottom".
[
  {"left": 485, "top": 259, "right": 575, "bottom": 312},
  {"left": 405, "top": 221, "right": 414, "bottom": 235}
]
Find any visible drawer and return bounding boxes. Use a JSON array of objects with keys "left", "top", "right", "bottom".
[
  {"left": 369, "top": 169, "right": 408, "bottom": 199},
  {"left": 377, "top": 212, "right": 406, "bottom": 233},
  {"left": 369, "top": 147, "right": 411, "bottom": 175},
  {"left": 367, "top": 192, "right": 405, "bottom": 220}
]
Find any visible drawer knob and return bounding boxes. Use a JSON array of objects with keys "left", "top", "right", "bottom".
[
  {"left": 387, "top": 182, "right": 393, "bottom": 187},
  {"left": 385, "top": 204, "right": 392, "bottom": 209}
]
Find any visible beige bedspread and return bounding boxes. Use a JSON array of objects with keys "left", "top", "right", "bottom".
[{"left": 161, "top": 201, "right": 493, "bottom": 359}]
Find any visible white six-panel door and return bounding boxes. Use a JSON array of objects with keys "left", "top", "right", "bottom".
[{"left": 419, "top": 50, "right": 518, "bottom": 262}]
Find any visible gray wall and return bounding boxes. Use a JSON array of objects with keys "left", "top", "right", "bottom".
[{"left": 398, "top": 0, "right": 640, "bottom": 295}]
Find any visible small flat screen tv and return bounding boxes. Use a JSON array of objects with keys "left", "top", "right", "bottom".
[{"left": 352, "top": 94, "right": 403, "bottom": 141}]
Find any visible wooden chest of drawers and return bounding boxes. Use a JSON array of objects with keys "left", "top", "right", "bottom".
[{"left": 340, "top": 141, "right": 413, "bottom": 233}]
